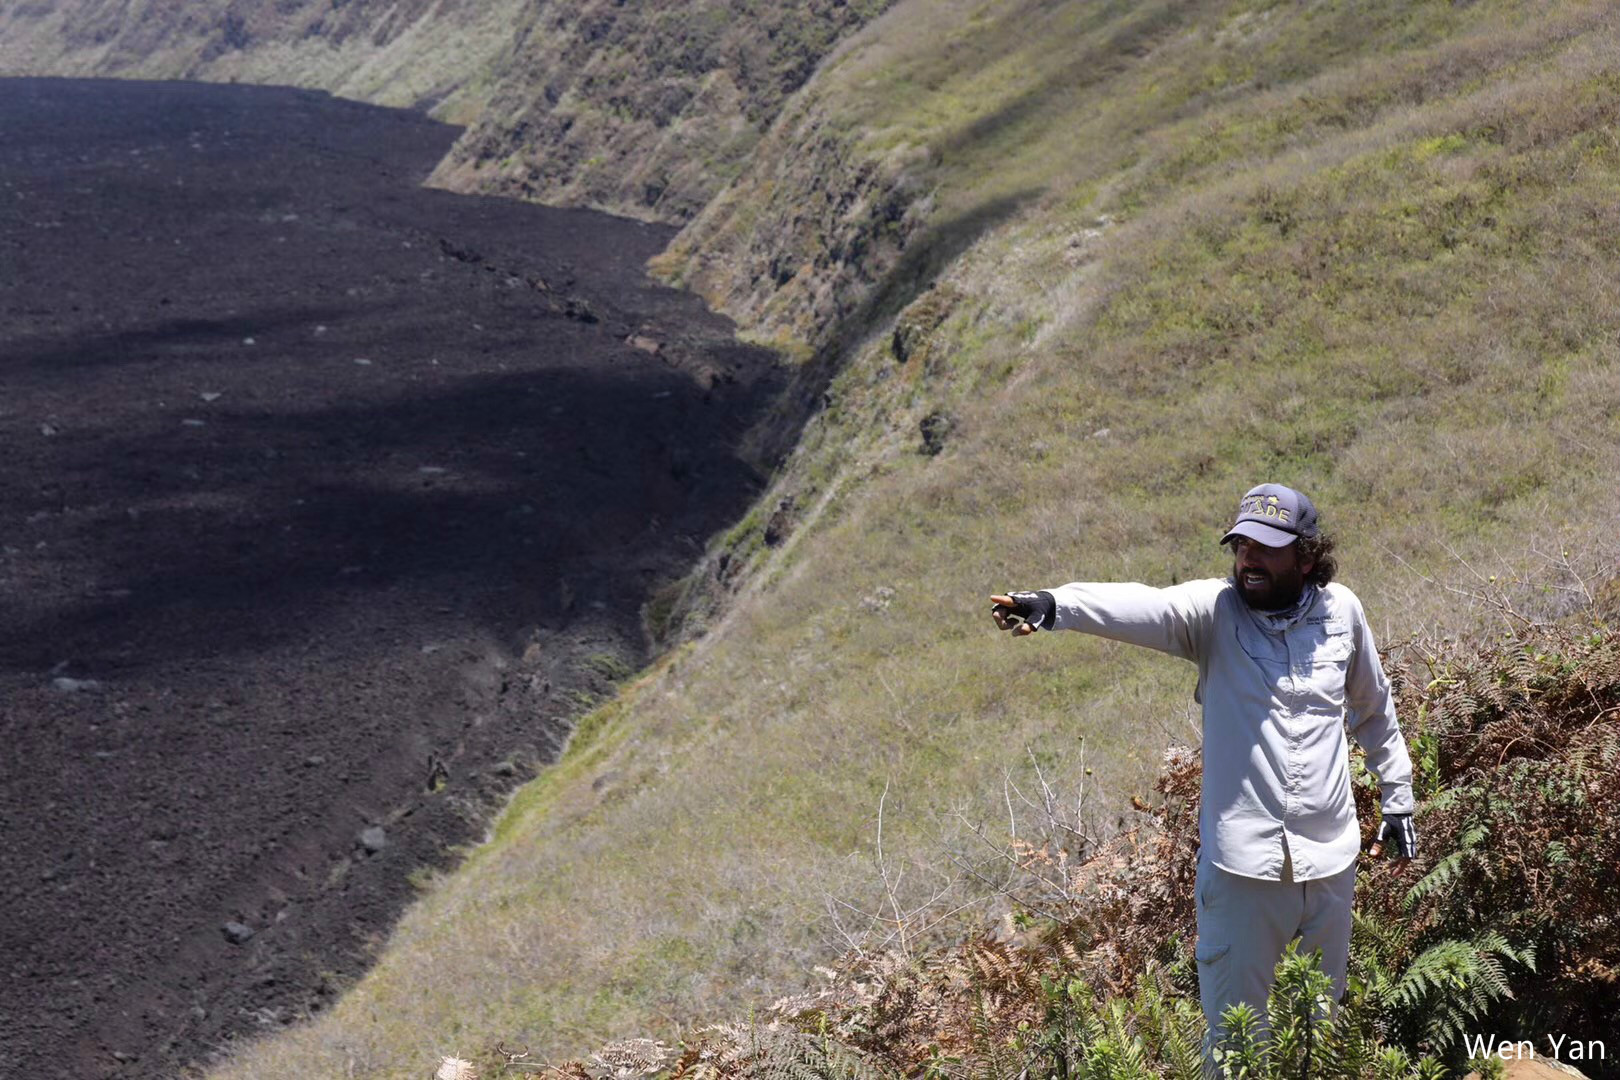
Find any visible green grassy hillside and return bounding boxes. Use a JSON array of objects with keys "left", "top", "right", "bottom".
[{"left": 208, "top": 1, "right": 1620, "bottom": 1076}]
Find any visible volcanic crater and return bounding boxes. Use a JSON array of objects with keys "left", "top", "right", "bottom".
[{"left": 0, "top": 78, "right": 781, "bottom": 1078}]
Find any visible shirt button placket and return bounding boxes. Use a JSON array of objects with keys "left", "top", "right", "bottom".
[{"left": 1283, "top": 631, "right": 1301, "bottom": 820}]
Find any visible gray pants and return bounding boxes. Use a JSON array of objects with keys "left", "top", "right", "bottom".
[{"left": 1194, "top": 845, "right": 1356, "bottom": 1071}]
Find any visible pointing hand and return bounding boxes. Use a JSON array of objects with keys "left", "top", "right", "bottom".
[{"left": 990, "top": 591, "right": 1055, "bottom": 636}]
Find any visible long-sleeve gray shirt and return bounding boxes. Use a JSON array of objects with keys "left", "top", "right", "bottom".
[{"left": 1045, "top": 577, "right": 1413, "bottom": 881}]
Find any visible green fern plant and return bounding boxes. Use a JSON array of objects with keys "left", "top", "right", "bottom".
[
  {"left": 1127, "top": 966, "right": 1203, "bottom": 1080},
  {"left": 1388, "top": 931, "right": 1535, "bottom": 1052},
  {"left": 968, "top": 988, "right": 1017, "bottom": 1080},
  {"left": 1402, "top": 821, "right": 1488, "bottom": 911}
]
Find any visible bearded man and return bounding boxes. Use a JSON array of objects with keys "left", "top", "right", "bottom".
[{"left": 990, "top": 483, "right": 1417, "bottom": 1066}]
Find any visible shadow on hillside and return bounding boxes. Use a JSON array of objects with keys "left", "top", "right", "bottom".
[{"left": 931, "top": 1, "right": 1191, "bottom": 165}]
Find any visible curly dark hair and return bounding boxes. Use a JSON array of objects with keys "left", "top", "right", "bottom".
[
  {"left": 1297, "top": 531, "right": 1337, "bottom": 586},
  {"left": 1222, "top": 530, "right": 1337, "bottom": 585}
]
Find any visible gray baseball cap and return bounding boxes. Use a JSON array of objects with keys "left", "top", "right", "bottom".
[{"left": 1220, "top": 483, "right": 1319, "bottom": 547}]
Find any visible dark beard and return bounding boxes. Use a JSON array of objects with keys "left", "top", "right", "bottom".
[{"left": 1235, "top": 567, "right": 1306, "bottom": 611}]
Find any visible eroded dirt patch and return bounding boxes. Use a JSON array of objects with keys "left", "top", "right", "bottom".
[{"left": 0, "top": 78, "right": 780, "bottom": 1078}]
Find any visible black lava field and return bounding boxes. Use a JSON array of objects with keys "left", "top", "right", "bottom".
[{"left": 0, "top": 78, "right": 780, "bottom": 1078}]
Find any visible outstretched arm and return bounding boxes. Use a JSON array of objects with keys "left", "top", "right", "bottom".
[{"left": 991, "top": 579, "right": 1222, "bottom": 662}]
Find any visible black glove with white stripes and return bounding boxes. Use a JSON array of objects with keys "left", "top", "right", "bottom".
[
  {"left": 991, "top": 590, "right": 1056, "bottom": 633},
  {"left": 1374, "top": 813, "right": 1418, "bottom": 859}
]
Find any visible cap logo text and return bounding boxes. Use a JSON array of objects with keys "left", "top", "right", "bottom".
[{"left": 1239, "top": 494, "right": 1292, "bottom": 524}]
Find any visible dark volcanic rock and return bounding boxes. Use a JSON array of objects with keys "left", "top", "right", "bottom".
[{"left": 0, "top": 78, "right": 782, "bottom": 1080}]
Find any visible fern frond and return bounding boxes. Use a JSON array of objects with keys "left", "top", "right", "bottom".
[
  {"left": 1159, "top": 1002, "right": 1205, "bottom": 1080},
  {"left": 1402, "top": 822, "right": 1488, "bottom": 910},
  {"left": 1389, "top": 931, "right": 1532, "bottom": 1053}
]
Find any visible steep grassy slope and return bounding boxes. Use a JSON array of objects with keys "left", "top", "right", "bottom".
[
  {"left": 208, "top": 1, "right": 1620, "bottom": 1076},
  {"left": 430, "top": 0, "right": 893, "bottom": 223}
]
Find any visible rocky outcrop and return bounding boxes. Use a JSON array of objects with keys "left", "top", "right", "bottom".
[
  {"left": 430, "top": 0, "right": 893, "bottom": 223},
  {"left": 654, "top": 98, "right": 937, "bottom": 349}
]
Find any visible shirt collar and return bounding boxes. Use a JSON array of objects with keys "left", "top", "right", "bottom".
[{"left": 1240, "top": 582, "right": 1321, "bottom": 631}]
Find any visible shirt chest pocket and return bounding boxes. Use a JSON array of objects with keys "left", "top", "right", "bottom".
[
  {"left": 1301, "top": 625, "right": 1353, "bottom": 706},
  {"left": 1308, "top": 627, "right": 1354, "bottom": 667}
]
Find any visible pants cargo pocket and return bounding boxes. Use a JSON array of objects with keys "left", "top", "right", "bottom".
[{"left": 1196, "top": 940, "right": 1233, "bottom": 1056}]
